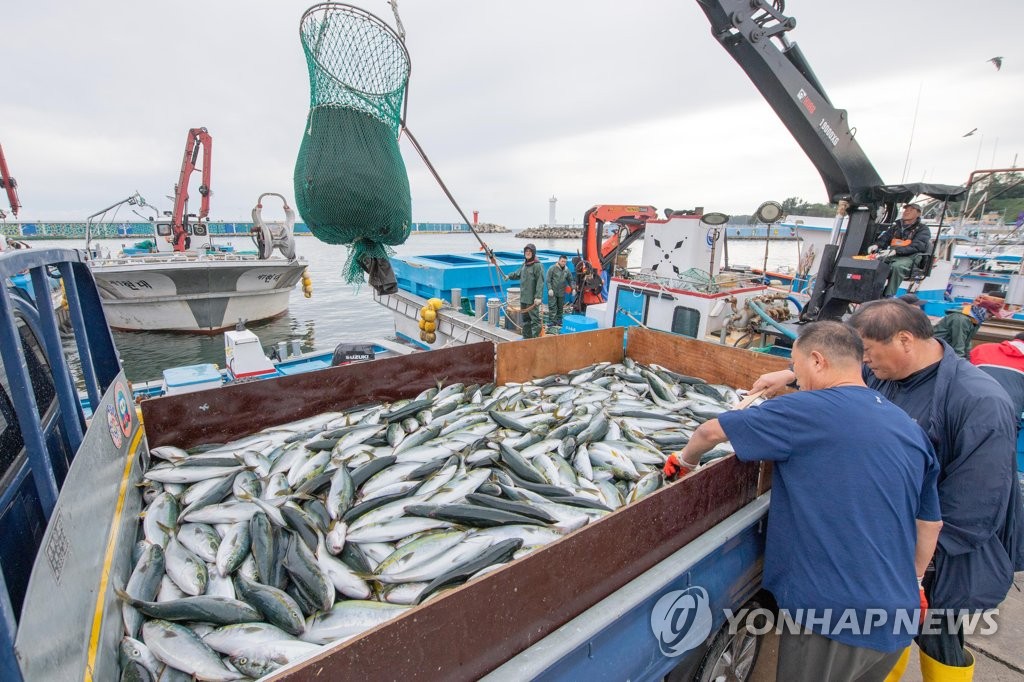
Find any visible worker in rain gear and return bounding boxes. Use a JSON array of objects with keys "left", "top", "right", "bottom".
[
  {"left": 753, "top": 299, "right": 1024, "bottom": 681},
  {"left": 545, "top": 255, "right": 572, "bottom": 328},
  {"left": 970, "top": 331, "right": 1024, "bottom": 419},
  {"left": 932, "top": 295, "right": 1003, "bottom": 358},
  {"left": 506, "top": 243, "right": 544, "bottom": 339}
]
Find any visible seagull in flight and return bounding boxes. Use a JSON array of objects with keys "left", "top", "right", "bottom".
[
  {"left": 989, "top": 56, "right": 1003, "bottom": 70},
  {"left": 962, "top": 128, "right": 978, "bottom": 137}
]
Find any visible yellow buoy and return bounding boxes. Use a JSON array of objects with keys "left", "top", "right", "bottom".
[
  {"left": 428, "top": 297, "right": 444, "bottom": 311},
  {"left": 423, "top": 320, "right": 436, "bottom": 333},
  {"left": 418, "top": 318, "right": 427, "bottom": 331},
  {"left": 419, "top": 330, "right": 428, "bottom": 342},
  {"left": 301, "top": 269, "right": 313, "bottom": 299},
  {"left": 421, "top": 308, "right": 437, "bottom": 323},
  {"left": 424, "top": 331, "right": 436, "bottom": 343}
]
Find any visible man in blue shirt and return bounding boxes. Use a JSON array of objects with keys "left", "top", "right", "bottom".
[
  {"left": 665, "top": 321, "right": 942, "bottom": 681},
  {"left": 752, "top": 300, "right": 1024, "bottom": 679}
]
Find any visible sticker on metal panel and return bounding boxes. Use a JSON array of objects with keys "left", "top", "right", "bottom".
[
  {"left": 115, "top": 381, "right": 133, "bottom": 437},
  {"left": 106, "top": 405, "right": 123, "bottom": 449},
  {"left": 45, "top": 510, "right": 70, "bottom": 583}
]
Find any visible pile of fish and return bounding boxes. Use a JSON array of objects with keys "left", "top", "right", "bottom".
[{"left": 119, "top": 359, "right": 750, "bottom": 680}]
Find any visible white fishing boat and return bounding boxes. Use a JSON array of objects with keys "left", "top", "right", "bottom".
[
  {"left": 88, "top": 247, "right": 307, "bottom": 332},
  {"left": 86, "top": 192, "right": 308, "bottom": 332},
  {"left": 85, "top": 128, "right": 310, "bottom": 333}
]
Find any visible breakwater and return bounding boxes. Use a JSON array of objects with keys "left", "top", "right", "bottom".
[
  {"left": 517, "top": 225, "right": 584, "bottom": 239},
  {"left": 515, "top": 224, "right": 799, "bottom": 240},
  {"left": 0, "top": 220, "right": 510, "bottom": 239}
]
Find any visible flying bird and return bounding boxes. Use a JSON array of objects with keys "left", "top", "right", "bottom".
[
  {"left": 989, "top": 56, "right": 1003, "bottom": 70},
  {"left": 962, "top": 128, "right": 978, "bottom": 137}
]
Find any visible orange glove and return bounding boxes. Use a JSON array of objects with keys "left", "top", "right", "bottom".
[
  {"left": 918, "top": 578, "right": 928, "bottom": 625},
  {"left": 663, "top": 454, "right": 697, "bottom": 479}
]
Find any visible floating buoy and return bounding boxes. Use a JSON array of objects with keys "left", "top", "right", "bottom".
[
  {"left": 416, "top": 299, "right": 443, "bottom": 344},
  {"left": 301, "top": 268, "right": 313, "bottom": 298}
]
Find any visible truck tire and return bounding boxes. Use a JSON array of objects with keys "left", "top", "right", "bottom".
[{"left": 693, "top": 599, "right": 768, "bottom": 682}]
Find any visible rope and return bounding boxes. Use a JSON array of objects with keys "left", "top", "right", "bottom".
[
  {"left": 388, "top": 0, "right": 406, "bottom": 42},
  {"left": 400, "top": 127, "right": 504, "bottom": 277},
  {"left": 380, "top": 1, "right": 507, "bottom": 289},
  {"left": 507, "top": 301, "right": 541, "bottom": 314},
  {"left": 440, "top": 304, "right": 496, "bottom": 348}
]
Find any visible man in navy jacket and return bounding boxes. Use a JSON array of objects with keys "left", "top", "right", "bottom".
[{"left": 754, "top": 298, "right": 1024, "bottom": 678}]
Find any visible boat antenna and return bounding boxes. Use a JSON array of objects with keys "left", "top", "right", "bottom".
[
  {"left": 899, "top": 83, "right": 923, "bottom": 183},
  {"left": 84, "top": 192, "right": 146, "bottom": 255}
]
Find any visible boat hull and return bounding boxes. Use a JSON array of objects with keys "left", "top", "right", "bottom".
[{"left": 89, "top": 255, "right": 306, "bottom": 332}]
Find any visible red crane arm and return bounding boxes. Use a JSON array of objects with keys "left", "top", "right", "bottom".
[
  {"left": 171, "top": 127, "right": 213, "bottom": 252},
  {"left": 0, "top": 143, "right": 22, "bottom": 219},
  {"left": 581, "top": 204, "right": 658, "bottom": 273}
]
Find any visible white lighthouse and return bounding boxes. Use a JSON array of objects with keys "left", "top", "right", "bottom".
[{"left": 548, "top": 196, "right": 557, "bottom": 226}]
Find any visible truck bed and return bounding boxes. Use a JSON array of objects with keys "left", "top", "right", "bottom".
[{"left": 13, "top": 325, "right": 785, "bottom": 680}]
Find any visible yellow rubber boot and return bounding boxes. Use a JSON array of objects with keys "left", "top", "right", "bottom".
[
  {"left": 920, "top": 648, "right": 974, "bottom": 681},
  {"left": 883, "top": 647, "right": 911, "bottom": 681}
]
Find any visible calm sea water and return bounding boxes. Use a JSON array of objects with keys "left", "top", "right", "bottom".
[{"left": 28, "top": 232, "right": 801, "bottom": 383}]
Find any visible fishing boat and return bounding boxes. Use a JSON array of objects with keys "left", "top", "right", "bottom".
[
  {"left": 85, "top": 191, "right": 309, "bottom": 333},
  {"left": 122, "top": 326, "right": 415, "bottom": 405},
  {"left": 84, "top": 128, "right": 310, "bottom": 333},
  {"left": 375, "top": 208, "right": 790, "bottom": 351}
]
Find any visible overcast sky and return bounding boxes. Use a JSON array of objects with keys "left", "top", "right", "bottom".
[{"left": 3, "top": 1, "right": 1021, "bottom": 229}]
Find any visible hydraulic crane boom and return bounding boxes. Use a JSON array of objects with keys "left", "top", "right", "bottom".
[
  {"left": 0, "top": 143, "right": 22, "bottom": 219},
  {"left": 695, "top": 0, "right": 883, "bottom": 203},
  {"left": 695, "top": 0, "right": 964, "bottom": 321},
  {"left": 170, "top": 127, "right": 213, "bottom": 252}
]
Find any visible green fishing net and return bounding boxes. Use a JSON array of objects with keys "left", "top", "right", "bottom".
[{"left": 295, "top": 3, "right": 412, "bottom": 284}]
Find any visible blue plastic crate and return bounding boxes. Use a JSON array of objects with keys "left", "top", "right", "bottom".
[{"left": 561, "top": 314, "right": 599, "bottom": 334}]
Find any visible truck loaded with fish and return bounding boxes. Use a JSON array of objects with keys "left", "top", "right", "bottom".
[
  {"left": 1, "top": 0, "right": 969, "bottom": 678},
  {"left": 0, "top": 244, "right": 784, "bottom": 681}
]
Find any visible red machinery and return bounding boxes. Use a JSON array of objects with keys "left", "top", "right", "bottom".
[
  {"left": 0, "top": 143, "right": 22, "bottom": 219},
  {"left": 170, "top": 127, "right": 213, "bottom": 252},
  {"left": 576, "top": 204, "right": 658, "bottom": 310}
]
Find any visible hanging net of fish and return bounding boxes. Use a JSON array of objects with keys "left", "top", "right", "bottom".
[{"left": 294, "top": 3, "right": 412, "bottom": 285}]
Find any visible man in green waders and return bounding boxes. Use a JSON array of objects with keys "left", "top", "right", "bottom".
[
  {"left": 546, "top": 255, "right": 571, "bottom": 328},
  {"left": 506, "top": 243, "right": 544, "bottom": 338}
]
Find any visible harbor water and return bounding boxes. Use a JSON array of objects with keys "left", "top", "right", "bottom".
[{"left": 28, "top": 232, "right": 803, "bottom": 383}]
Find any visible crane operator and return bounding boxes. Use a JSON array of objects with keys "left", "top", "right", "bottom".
[{"left": 868, "top": 203, "right": 930, "bottom": 297}]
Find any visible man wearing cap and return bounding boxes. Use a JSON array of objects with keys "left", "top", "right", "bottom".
[
  {"left": 868, "top": 204, "right": 931, "bottom": 297},
  {"left": 506, "top": 243, "right": 545, "bottom": 338}
]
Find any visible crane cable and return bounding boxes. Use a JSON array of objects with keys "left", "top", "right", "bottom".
[{"left": 388, "top": 0, "right": 506, "bottom": 281}]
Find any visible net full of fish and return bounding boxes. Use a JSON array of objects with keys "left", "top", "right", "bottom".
[{"left": 120, "top": 358, "right": 757, "bottom": 680}]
